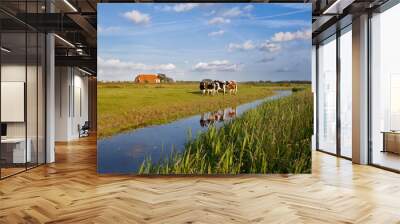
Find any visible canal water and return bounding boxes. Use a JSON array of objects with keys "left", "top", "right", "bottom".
[{"left": 97, "top": 90, "right": 292, "bottom": 174}]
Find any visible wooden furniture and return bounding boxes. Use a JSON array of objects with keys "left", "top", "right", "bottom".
[{"left": 381, "top": 131, "right": 400, "bottom": 154}]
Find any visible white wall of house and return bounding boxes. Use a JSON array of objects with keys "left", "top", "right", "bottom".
[{"left": 55, "top": 67, "right": 89, "bottom": 141}]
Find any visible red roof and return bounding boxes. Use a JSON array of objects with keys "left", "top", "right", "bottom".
[{"left": 136, "top": 74, "right": 157, "bottom": 80}]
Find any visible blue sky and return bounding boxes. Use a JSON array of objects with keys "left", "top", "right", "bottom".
[{"left": 98, "top": 3, "right": 311, "bottom": 81}]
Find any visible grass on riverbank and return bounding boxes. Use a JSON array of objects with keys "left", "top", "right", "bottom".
[
  {"left": 98, "top": 83, "right": 306, "bottom": 138},
  {"left": 138, "top": 89, "right": 313, "bottom": 174}
]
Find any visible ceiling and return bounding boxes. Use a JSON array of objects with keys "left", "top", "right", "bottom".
[
  {"left": 0, "top": 0, "right": 98, "bottom": 75},
  {"left": 2, "top": 0, "right": 394, "bottom": 75},
  {"left": 311, "top": 0, "right": 391, "bottom": 44}
]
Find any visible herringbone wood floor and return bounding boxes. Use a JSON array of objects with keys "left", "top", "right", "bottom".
[{"left": 1, "top": 135, "right": 400, "bottom": 223}]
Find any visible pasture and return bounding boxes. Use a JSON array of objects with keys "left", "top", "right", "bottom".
[
  {"left": 138, "top": 90, "right": 313, "bottom": 174},
  {"left": 98, "top": 82, "right": 306, "bottom": 138}
]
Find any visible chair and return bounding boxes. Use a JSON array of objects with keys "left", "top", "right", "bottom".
[{"left": 79, "top": 121, "right": 90, "bottom": 138}]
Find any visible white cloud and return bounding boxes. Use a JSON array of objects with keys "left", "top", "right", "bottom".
[
  {"left": 228, "top": 40, "right": 282, "bottom": 53},
  {"left": 208, "top": 17, "right": 231, "bottom": 25},
  {"left": 99, "top": 57, "right": 176, "bottom": 70},
  {"left": 247, "top": 19, "right": 310, "bottom": 29},
  {"left": 123, "top": 10, "right": 150, "bottom": 25},
  {"left": 259, "top": 41, "right": 281, "bottom": 52},
  {"left": 276, "top": 3, "right": 311, "bottom": 10},
  {"left": 222, "top": 7, "right": 243, "bottom": 17},
  {"left": 208, "top": 30, "right": 225, "bottom": 37},
  {"left": 221, "top": 6, "right": 254, "bottom": 18},
  {"left": 163, "top": 3, "right": 199, "bottom": 12},
  {"left": 98, "top": 57, "right": 176, "bottom": 80},
  {"left": 271, "top": 29, "right": 311, "bottom": 42},
  {"left": 225, "top": 30, "right": 309, "bottom": 54},
  {"left": 193, "top": 60, "right": 241, "bottom": 72},
  {"left": 228, "top": 40, "right": 255, "bottom": 51}
]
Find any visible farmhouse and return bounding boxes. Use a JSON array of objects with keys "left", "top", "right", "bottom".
[
  {"left": 134, "top": 73, "right": 174, "bottom": 83},
  {"left": 134, "top": 74, "right": 161, "bottom": 83}
]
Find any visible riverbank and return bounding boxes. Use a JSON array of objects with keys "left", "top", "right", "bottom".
[
  {"left": 98, "top": 82, "right": 308, "bottom": 138},
  {"left": 139, "top": 90, "right": 313, "bottom": 174}
]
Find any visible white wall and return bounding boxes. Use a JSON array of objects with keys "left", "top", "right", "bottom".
[
  {"left": 1, "top": 65, "right": 26, "bottom": 138},
  {"left": 1, "top": 63, "right": 46, "bottom": 164},
  {"left": 55, "top": 67, "right": 89, "bottom": 141},
  {"left": 0, "top": 65, "right": 41, "bottom": 138},
  {"left": 55, "top": 66, "right": 69, "bottom": 141}
]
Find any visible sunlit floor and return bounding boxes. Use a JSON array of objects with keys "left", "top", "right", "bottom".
[
  {"left": 372, "top": 150, "right": 400, "bottom": 171},
  {"left": 1, "top": 162, "right": 44, "bottom": 179},
  {"left": 0, "top": 167, "right": 25, "bottom": 178},
  {"left": 0, "top": 135, "right": 400, "bottom": 223}
]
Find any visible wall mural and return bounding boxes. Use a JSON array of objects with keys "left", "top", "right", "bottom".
[{"left": 97, "top": 3, "right": 313, "bottom": 174}]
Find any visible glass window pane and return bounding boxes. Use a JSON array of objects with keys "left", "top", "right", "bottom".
[
  {"left": 371, "top": 4, "right": 400, "bottom": 171},
  {"left": 340, "top": 28, "right": 352, "bottom": 158},
  {"left": 27, "top": 31, "right": 38, "bottom": 169},
  {"left": 318, "top": 36, "right": 337, "bottom": 154},
  {"left": 1, "top": 31, "right": 27, "bottom": 177},
  {"left": 38, "top": 33, "right": 45, "bottom": 165},
  {"left": 0, "top": 1, "right": 46, "bottom": 179}
]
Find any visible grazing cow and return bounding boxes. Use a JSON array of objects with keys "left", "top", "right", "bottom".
[
  {"left": 200, "top": 79, "right": 214, "bottom": 95},
  {"left": 200, "top": 79, "right": 218, "bottom": 95},
  {"left": 214, "top": 80, "right": 226, "bottom": 95},
  {"left": 225, "top": 80, "right": 238, "bottom": 95},
  {"left": 199, "top": 81, "right": 207, "bottom": 95},
  {"left": 207, "top": 82, "right": 217, "bottom": 95}
]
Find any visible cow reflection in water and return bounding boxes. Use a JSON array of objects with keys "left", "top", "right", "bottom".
[{"left": 200, "top": 107, "right": 237, "bottom": 127}]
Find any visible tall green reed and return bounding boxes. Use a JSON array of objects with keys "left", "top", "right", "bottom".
[{"left": 139, "top": 90, "right": 313, "bottom": 174}]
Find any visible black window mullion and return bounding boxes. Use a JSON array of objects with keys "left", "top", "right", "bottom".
[
  {"left": 44, "top": 32, "right": 47, "bottom": 164},
  {"left": 316, "top": 45, "right": 319, "bottom": 151},
  {"left": 367, "top": 11, "right": 373, "bottom": 165},
  {"left": 24, "top": 0, "right": 28, "bottom": 171},
  {"left": 336, "top": 28, "right": 341, "bottom": 157},
  {"left": 36, "top": 0, "right": 39, "bottom": 168}
]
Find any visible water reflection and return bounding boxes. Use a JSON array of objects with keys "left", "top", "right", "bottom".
[{"left": 200, "top": 107, "right": 237, "bottom": 127}]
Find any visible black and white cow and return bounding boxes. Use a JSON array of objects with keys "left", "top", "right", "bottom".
[
  {"left": 199, "top": 81, "right": 207, "bottom": 95},
  {"left": 214, "top": 80, "right": 226, "bottom": 95},
  {"left": 207, "top": 82, "right": 217, "bottom": 95},
  {"left": 200, "top": 79, "right": 218, "bottom": 95},
  {"left": 200, "top": 79, "right": 231, "bottom": 95}
]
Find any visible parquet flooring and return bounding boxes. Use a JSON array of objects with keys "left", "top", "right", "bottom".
[{"left": 1, "top": 135, "right": 400, "bottom": 223}]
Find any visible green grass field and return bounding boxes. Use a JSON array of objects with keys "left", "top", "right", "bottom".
[
  {"left": 138, "top": 90, "right": 313, "bottom": 174},
  {"left": 98, "top": 82, "right": 306, "bottom": 138}
]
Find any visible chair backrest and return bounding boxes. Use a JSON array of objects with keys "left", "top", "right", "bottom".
[{"left": 82, "top": 121, "right": 90, "bottom": 129}]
